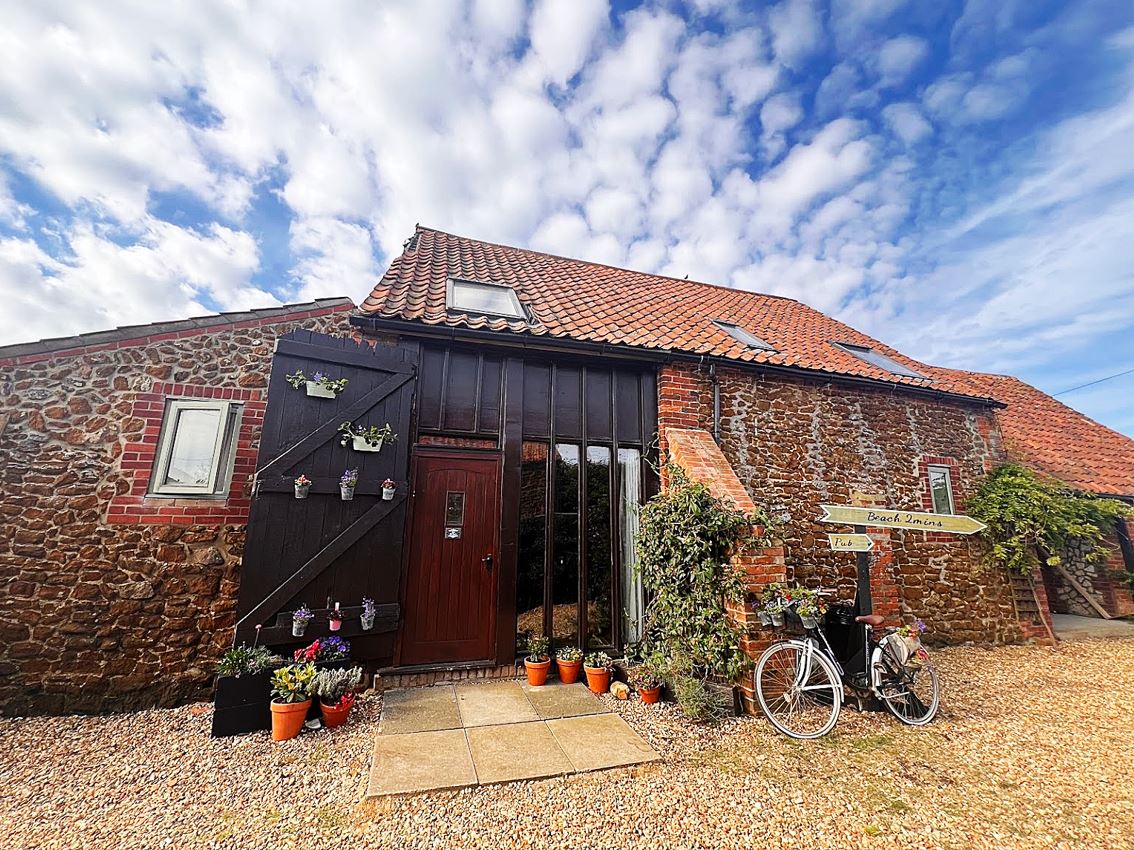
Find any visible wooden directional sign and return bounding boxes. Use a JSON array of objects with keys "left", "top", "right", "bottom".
[
  {"left": 827, "top": 533, "right": 874, "bottom": 552},
  {"left": 819, "top": 504, "right": 987, "bottom": 535}
]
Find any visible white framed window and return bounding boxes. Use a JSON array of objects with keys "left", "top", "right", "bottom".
[
  {"left": 149, "top": 399, "right": 242, "bottom": 497},
  {"left": 447, "top": 278, "right": 526, "bottom": 319},
  {"left": 927, "top": 465, "right": 955, "bottom": 515}
]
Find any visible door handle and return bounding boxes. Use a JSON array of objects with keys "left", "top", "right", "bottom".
[{"left": 482, "top": 554, "right": 493, "bottom": 573}]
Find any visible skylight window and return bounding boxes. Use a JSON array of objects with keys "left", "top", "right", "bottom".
[
  {"left": 447, "top": 278, "right": 526, "bottom": 319},
  {"left": 834, "top": 342, "right": 928, "bottom": 379},
  {"left": 713, "top": 320, "right": 776, "bottom": 352}
]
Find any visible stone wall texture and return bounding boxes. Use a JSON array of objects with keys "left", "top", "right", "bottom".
[
  {"left": 658, "top": 362, "right": 1026, "bottom": 645},
  {"left": 1045, "top": 528, "right": 1134, "bottom": 618},
  {"left": 0, "top": 307, "right": 351, "bottom": 715}
]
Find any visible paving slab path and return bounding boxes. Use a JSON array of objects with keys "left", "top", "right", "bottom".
[{"left": 367, "top": 680, "right": 659, "bottom": 796}]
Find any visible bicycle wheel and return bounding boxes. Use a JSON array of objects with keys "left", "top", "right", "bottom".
[
  {"left": 876, "top": 656, "right": 940, "bottom": 725},
  {"left": 754, "top": 641, "right": 842, "bottom": 739}
]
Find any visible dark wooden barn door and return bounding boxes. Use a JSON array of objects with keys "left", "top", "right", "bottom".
[
  {"left": 233, "top": 330, "right": 417, "bottom": 662},
  {"left": 400, "top": 451, "right": 501, "bottom": 665}
]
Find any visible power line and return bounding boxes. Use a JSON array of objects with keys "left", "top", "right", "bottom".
[{"left": 1053, "top": 366, "right": 1134, "bottom": 397}]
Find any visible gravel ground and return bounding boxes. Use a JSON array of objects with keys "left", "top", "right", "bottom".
[{"left": 3, "top": 637, "right": 1133, "bottom": 850}]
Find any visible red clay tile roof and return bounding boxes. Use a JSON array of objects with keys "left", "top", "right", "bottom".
[
  {"left": 933, "top": 368, "right": 1134, "bottom": 497},
  {"left": 362, "top": 226, "right": 990, "bottom": 399}
]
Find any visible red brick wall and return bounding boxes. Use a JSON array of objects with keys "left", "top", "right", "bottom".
[
  {"left": 659, "top": 362, "right": 1025, "bottom": 645},
  {"left": 0, "top": 306, "right": 351, "bottom": 714}
]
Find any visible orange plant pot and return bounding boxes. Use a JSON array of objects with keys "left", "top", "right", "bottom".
[
  {"left": 525, "top": 657, "right": 551, "bottom": 686},
  {"left": 556, "top": 659, "right": 583, "bottom": 684},
  {"left": 320, "top": 698, "right": 353, "bottom": 729},
  {"left": 584, "top": 666, "right": 610, "bottom": 694},
  {"left": 270, "top": 699, "right": 311, "bottom": 741},
  {"left": 639, "top": 686, "right": 662, "bottom": 704}
]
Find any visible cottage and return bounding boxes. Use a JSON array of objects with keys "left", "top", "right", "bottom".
[{"left": 2, "top": 226, "right": 1070, "bottom": 717}]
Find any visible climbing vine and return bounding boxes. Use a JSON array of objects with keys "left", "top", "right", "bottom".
[
  {"left": 967, "top": 463, "right": 1131, "bottom": 575},
  {"left": 635, "top": 466, "right": 775, "bottom": 719}
]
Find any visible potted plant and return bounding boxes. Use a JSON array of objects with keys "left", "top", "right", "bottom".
[
  {"left": 797, "top": 590, "right": 827, "bottom": 630},
  {"left": 313, "top": 666, "right": 364, "bottom": 729},
  {"left": 328, "top": 602, "right": 343, "bottom": 632},
  {"left": 381, "top": 478, "right": 396, "bottom": 500},
  {"left": 555, "top": 646, "right": 583, "bottom": 684},
  {"left": 285, "top": 370, "right": 349, "bottom": 399},
  {"left": 629, "top": 659, "right": 664, "bottom": 704},
  {"left": 338, "top": 421, "right": 397, "bottom": 453},
  {"left": 523, "top": 634, "right": 551, "bottom": 686},
  {"left": 294, "top": 474, "right": 312, "bottom": 499},
  {"left": 216, "top": 643, "right": 284, "bottom": 679},
  {"left": 293, "top": 636, "right": 351, "bottom": 663},
  {"left": 292, "top": 604, "right": 313, "bottom": 637},
  {"left": 269, "top": 662, "right": 316, "bottom": 741},
  {"left": 361, "top": 597, "right": 376, "bottom": 630},
  {"left": 340, "top": 468, "right": 358, "bottom": 500},
  {"left": 583, "top": 651, "right": 612, "bottom": 694}
]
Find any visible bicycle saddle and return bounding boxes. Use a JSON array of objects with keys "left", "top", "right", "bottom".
[{"left": 855, "top": 614, "right": 886, "bottom": 627}]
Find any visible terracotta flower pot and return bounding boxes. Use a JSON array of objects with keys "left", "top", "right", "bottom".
[
  {"left": 556, "top": 659, "right": 582, "bottom": 684},
  {"left": 639, "top": 685, "right": 662, "bottom": 704},
  {"left": 320, "top": 699, "right": 352, "bottom": 729},
  {"left": 270, "top": 698, "right": 311, "bottom": 741},
  {"left": 584, "top": 666, "right": 610, "bottom": 694},
  {"left": 525, "top": 657, "right": 551, "bottom": 686},
  {"left": 329, "top": 618, "right": 342, "bottom": 632}
]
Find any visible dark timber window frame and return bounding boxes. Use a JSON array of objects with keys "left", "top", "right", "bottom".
[{"left": 148, "top": 398, "right": 243, "bottom": 498}]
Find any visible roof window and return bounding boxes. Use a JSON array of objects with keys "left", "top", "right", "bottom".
[
  {"left": 713, "top": 320, "right": 776, "bottom": 352},
  {"left": 447, "top": 279, "right": 526, "bottom": 320},
  {"left": 833, "top": 342, "right": 928, "bottom": 379}
]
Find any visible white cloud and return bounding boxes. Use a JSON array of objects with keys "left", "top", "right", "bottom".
[
  {"left": 767, "top": 0, "right": 825, "bottom": 69},
  {"left": 877, "top": 35, "right": 929, "bottom": 87},
  {"left": 882, "top": 102, "right": 933, "bottom": 144},
  {"left": 290, "top": 217, "right": 376, "bottom": 303},
  {"left": 761, "top": 92, "right": 804, "bottom": 136},
  {"left": 527, "top": 0, "right": 609, "bottom": 87}
]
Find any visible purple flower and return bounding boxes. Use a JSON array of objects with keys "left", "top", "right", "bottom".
[
  {"left": 319, "top": 635, "right": 350, "bottom": 660},
  {"left": 312, "top": 371, "right": 326, "bottom": 382}
]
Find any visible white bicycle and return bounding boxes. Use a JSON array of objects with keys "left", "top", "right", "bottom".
[{"left": 753, "top": 596, "right": 940, "bottom": 739}]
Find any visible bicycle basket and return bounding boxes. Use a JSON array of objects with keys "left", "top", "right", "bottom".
[
  {"left": 826, "top": 603, "right": 857, "bottom": 627},
  {"left": 780, "top": 607, "right": 806, "bottom": 635}
]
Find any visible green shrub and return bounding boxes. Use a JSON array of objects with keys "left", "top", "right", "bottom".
[{"left": 967, "top": 464, "right": 1131, "bottom": 574}]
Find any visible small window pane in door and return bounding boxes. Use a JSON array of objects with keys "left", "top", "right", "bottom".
[
  {"left": 163, "top": 408, "right": 221, "bottom": 487},
  {"left": 445, "top": 491, "right": 466, "bottom": 526}
]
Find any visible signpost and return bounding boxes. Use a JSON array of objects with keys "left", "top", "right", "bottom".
[
  {"left": 818, "top": 505, "right": 987, "bottom": 535},
  {"left": 827, "top": 533, "right": 874, "bottom": 552}
]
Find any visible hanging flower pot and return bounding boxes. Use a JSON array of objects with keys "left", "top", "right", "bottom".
[
  {"left": 305, "top": 381, "right": 336, "bottom": 398},
  {"left": 361, "top": 597, "right": 376, "bottom": 631},
  {"left": 328, "top": 614, "right": 342, "bottom": 632},
  {"left": 352, "top": 435, "right": 383, "bottom": 453},
  {"left": 293, "top": 474, "right": 311, "bottom": 499},
  {"left": 770, "top": 611, "right": 785, "bottom": 627},
  {"left": 286, "top": 370, "right": 348, "bottom": 400},
  {"left": 292, "top": 604, "right": 313, "bottom": 637},
  {"left": 800, "top": 615, "right": 819, "bottom": 630},
  {"left": 381, "top": 479, "right": 396, "bottom": 500},
  {"left": 757, "top": 611, "right": 772, "bottom": 626},
  {"left": 340, "top": 469, "right": 358, "bottom": 501}
]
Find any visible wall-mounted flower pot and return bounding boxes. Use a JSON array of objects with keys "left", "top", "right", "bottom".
[
  {"left": 361, "top": 613, "right": 375, "bottom": 630},
  {"left": 340, "top": 486, "right": 355, "bottom": 501},
  {"left": 305, "top": 381, "right": 337, "bottom": 399},
  {"left": 270, "top": 699, "right": 311, "bottom": 741},
  {"left": 381, "top": 486, "right": 396, "bottom": 500},
  {"left": 294, "top": 485, "right": 310, "bottom": 499},
  {"left": 351, "top": 436, "right": 383, "bottom": 452},
  {"left": 770, "top": 611, "right": 785, "bottom": 627},
  {"left": 292, "top": 621, "right": 307, "bottom": 637},
  {"left": 329, "top": 618, "right": 342, "bottom": 632}
]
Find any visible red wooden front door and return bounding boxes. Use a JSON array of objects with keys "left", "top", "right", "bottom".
[{"left": 400, "top": 451, "right": 500, "bottom": 665}]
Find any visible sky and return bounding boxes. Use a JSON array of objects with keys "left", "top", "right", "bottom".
[{"left": 1, "top": 1, "right": 1133, "bottom": 436}]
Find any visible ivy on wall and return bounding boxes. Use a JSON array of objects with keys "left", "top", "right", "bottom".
[
  {"left": 967, "top": 463, "right": 1132, "bottom": 575},
  {"left": 635, "top": 466, "right": 774, "bottom": 719}
]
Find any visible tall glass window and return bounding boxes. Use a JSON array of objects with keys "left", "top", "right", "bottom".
[
  {"left": 618, "top": 447, "right": 644, "bottom": 645},
  {"left": 585, "top": 446, "right": 612, "bottom": 647},
  {"left": 552, "top": 444, "right": 580, "bottom": 645},
  {"left": 516, "top": 442, "right": 549, "bottom": 648}
]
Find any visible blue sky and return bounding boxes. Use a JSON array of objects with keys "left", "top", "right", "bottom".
[{"left": 2, "top": 1, "right": 1133, "bottom": 436}]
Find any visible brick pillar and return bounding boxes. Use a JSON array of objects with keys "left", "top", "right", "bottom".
[
  {"left": 851, "top": 492, "right": 901, "bottom": 626},
  {"left": 665, "top": 426, "right": 785, "bottom": 715},
  {"left": 657, "top": 363, "right": 713, "bottom": 487}
]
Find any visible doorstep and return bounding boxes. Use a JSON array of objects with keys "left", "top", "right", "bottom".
[{"left": 366, "top": 680, "right": 660, "bottom": 797}]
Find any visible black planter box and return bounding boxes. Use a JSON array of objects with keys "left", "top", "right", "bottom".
[{"left": 210, "top": 659, "right": 355, "bottom": 738}]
